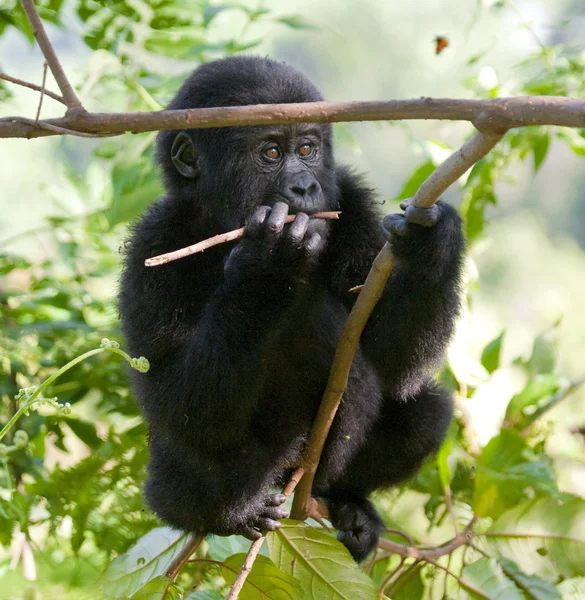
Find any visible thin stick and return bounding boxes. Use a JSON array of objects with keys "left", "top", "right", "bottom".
[
  {"left": 226, "top": 466, "right": 304, "bottom": 600},
  {"left": 35, "top": 62, "right": 48, "bottom": 123},
  {"left": 144, "top": 211, "right": 341, "bottom": 267},
  {"left": 164, "top": 533, "right": 204, "bottom": 582},
  {"left": 290, "top": 131, "right": 503, "bottom": 521},
  {"left": 0, "top": 72, "right": 66, "bottom": 105},
  {"left": 19, "top": 0, "right": 84, "bottom": 111},
  {"left": 226, "top": 537, "right": 264, "bottom": 600},
  {"left": 376, "top": 517, "right": 476, "bottom": 561}
]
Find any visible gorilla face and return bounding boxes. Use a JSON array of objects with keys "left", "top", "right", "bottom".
[
  {"left": 169, "top": 121, "right": 338, "bottom": 233},
  {"left": 158, "top": 56, "right": 338, "bottom": 232}
]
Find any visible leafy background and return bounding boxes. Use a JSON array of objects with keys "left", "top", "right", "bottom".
[{"left": 1, "top": 0, "right": 585, "bottom": 598}]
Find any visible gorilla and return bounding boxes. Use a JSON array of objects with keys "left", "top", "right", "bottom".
[{"left": 119, "top": 56, "right": 465, "bottom": 562}]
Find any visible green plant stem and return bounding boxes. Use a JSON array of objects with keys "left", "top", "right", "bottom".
[{"left": 0, "top": 346, "right": 138, "bottom": 441}]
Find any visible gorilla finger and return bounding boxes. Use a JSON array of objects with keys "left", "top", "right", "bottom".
[
  {"left": 265, "top": 201, "right": 289, "bottom": 237},
  {"left": 404, "top": 204, "right": 440, "bottom": 227},
  {"left": 286, "top": 213, "right": 310, "bottom": 244},
  {"left": 265, "top": 493, "right": 287, "bottom": 507},
  {"left": 247, "top": 206, "right": 272, "bottom": 237},
  {"left": 261, "top": 506, "right": 289, "bottom": 520},
  {"left": 241, "top": 526, "right": 263, "bottom": 541},
  {"left": 382, "top": 213, "right": 408, "bottom": 238},
  {"left": 399, "top": 198, "right": 412, "bottom": 211},
  {"left": 256, "top": 518, "right": 282, "bottom": 532},
  {"left": 302, "top": 232, "right": 324, "bottom": 256}
]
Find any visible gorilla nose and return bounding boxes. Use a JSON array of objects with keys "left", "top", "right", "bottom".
[{"left": 287, "top": 172, "right": 319, "bottom": 198}]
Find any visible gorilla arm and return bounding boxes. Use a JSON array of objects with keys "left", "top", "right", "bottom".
[
  {"left": 325, "top": 167, "right": 466, "bottom": 399},
  {"left": 124, "top": 201, "right": 324, "bottom": 447}
]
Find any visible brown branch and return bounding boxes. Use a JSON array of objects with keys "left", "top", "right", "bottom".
[
  {"left": 226, "top": 537, "right": 264, "bottom": 600},
  {"left": 0, "top": 72, "right": 66, "bottom": 105},
  {"left": 34, "top": 62, "right": 48, "bottom": 123},
  {"left": 145, "top": 211, "right": 342, "bottom": 267},
  {"left": 19, "top": 0, "right": 84, "bottom": 111},
  {"left": 1, "top": 95, "right": 584, "bottom": 139},
  {"left": 377, "top": 518, "right": 476, "bottom": 561},
  {"left": 290, "top": 244, "right": 398, "bottom": 519},
  {"left": 164, "top": 533, "right": 204, "bottom": 582},
  {"left": 0, "top": 116, "right": 117, "bottom": 138},
  {"left": 226, "top": 466, "right": 304, "bottom": 600},
  {"left": 290, "top": 130, "right": 503, "bottom": 521}
]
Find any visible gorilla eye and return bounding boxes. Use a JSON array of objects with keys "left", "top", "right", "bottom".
[
  {"left": 264, "top": 146, "right": 281, "bottom": 160},
  {"left": 298, "top": 144, "right": 313, "bottom": 157}
]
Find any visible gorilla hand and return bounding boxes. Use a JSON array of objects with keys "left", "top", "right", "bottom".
[{"left": 224, "top": 201, "right": 324, "bottom": 279}]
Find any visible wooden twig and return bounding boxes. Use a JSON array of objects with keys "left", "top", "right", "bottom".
[
  {"left": 34, "top": 62, "right": 48, "bottom": 123},
  {"left": 19, "top": 0, "right": 84, "bottom": 111},
  {"left": 0, "top": 72, "right": 66, "bottom": 105},
  {"left": 377, "top": 518, "right": 476, "bottom": 561},
  {"left": 290, "top": 130, "right": 504, "bottom": 521},
  {"left": 2, "top": 95, "right": 585, "bottom": 139},
  {"left": 144, "top": 211, "right": 341, "bottom": 267},
  {"left": 226, "top": 467, "right": 304, "bottom": 600},
  {"left": 164, "top": 533, "right": 204, "bottom": 582},
  {"left": 226, "top": 537, "right": 264, "bottom": 600}
]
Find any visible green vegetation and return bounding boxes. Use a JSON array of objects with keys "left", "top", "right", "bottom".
[{"left": 1, "top": 1, "right": 585, "bottom": 598}]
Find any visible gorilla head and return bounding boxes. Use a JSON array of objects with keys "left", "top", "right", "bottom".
[{"left": 157, "top": 56, "right": 338, "bottom": 232}]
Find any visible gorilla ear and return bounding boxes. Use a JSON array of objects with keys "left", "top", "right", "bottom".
[{"left": 171, "top": 132, "right": 200, "bottom": 178}]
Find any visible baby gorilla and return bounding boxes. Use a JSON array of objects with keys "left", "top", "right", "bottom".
[{"left": 119, "top": 56, "right": 465, "bottom": 562}]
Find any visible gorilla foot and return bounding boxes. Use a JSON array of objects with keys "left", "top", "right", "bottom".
[
  {"left": 239, "top": 493, "right": 289, "bottom": 540},
  {"left": 327, "top": 496, "right": 385, "bottom": 562}
]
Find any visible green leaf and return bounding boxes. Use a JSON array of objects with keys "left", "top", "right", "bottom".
[
  {"left": 185, "top": 592, "right": 224, "bottom": 600},
  {"left": 203, "top": 5, "right": 233, "bottom": 27},
  {"left": 504, "top": 374, "right": 561, "bottom": 427},
  {"left": 526, "top": 326, "right": 559, "bottom": 375},
  {"left": 129, "top": 575, "right": 183, "bottom": 600},
  {"left": 62, "top": 417, "right": 102, "bottom": 448},
  {"left": 221, "top": 553, "right": 303, "bottom": 599},
  {"left": 473, "top": 430, "right": 558, "bottom": 518},
  {"left": 436, "top": 437, "right": 453, "bottom": 488},
  {"left": 395, "top": 160, "right": 437, "bottom": 201},
  {"left": 461, "top": 559, "right": 524, "bottom": 599},
  {"left": 0, "top": 253, "right": 31, "bottom": 275},
  {"left": 277, "top": 15, "right": 318, "bottom": 30},
  {"left": 267, "top": 521, "right": 377, "bottom": 600},
  {"left": 499, "top": 558, "right": 560, "bottom": 599},
  {"left": 108, "top": 162, "right": 163, "bottom": 228},
  {"left": 533, "top": 131, "right": 550, "bottom": 173},
  {"left": 100, "top": 527, "right": 190, "bottom": 599},
  {"left": 557, "top": 578, "right": 585, "bottom": 600},
  {"left": 392, "top": 563, "right": 424, "bottom": 599},
  {"left": 208, "top": 535, "right": 254, "bottom": 562},
  {"left": 486, "top": 495, "right": 585, "bottom": 579},
  {"left": 481, "top": 331, "right": 504, "bottom": 374}
]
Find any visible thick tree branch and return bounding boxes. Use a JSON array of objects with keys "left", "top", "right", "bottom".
[
  {"left": 1, "top": 96, "right": 584, "bottom": 139},
  {"left": 19, "top": 0, "right": 84, "bottom": 112},
  {"left": 0, "top": 73, "right": 66, "bottom": 105},
  {"left": 290, "top": 130, "right": 503, "bottom": 521}
]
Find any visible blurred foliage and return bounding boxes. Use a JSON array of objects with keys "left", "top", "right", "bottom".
[{"left": 1, "top": 0, "right": 585, "bottom": 599}]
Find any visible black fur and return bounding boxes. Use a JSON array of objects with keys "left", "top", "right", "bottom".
[{"left": 119, "top": 56, "right": 465, "bottom": 562}]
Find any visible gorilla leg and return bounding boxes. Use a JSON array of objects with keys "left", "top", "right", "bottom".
[
  {"left": 318, "top": 381, "right": 453, "bottom": 561},
  {"left": 146, "top": 434, "right": 289, "bottom": 540}
]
